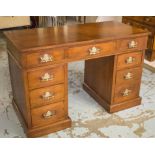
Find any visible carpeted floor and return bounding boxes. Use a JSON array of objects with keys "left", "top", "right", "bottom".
[{"left": 0, "top": 34, "right": 155, "bottom": 138}]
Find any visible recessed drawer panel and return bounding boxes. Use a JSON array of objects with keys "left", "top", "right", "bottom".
[
  {"left": 31, "top": 101, "right": 66, "bottom": 127},
  {"left": 114, "top": 82, "right": 140, "bottom": 104},
  {"left": 117, "top": 37, "right": 147, "bottom": 52},
  {"left": 66, "top": 41, "right": 115, "bottom": 61},
  {"left": 117, "top": 52, "right": 143, "bottom": 70},
  {"left": 115, "top": 67, "right": 142, "bottom": 86},
  {"left": 30, "top": 84, "right": 65, "bottom": 109},
  {"left": 28, "top": 66, "right": 64, "bottom": 89},
  {"left": 26, "top": 49, "right": 64, "bottom": 68}
]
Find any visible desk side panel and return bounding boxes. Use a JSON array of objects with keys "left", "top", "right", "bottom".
[{"left": 8, "top": 54, "right": 29, "bottom": 126}]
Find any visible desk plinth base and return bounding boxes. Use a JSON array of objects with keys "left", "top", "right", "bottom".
[
  {"left": 27, "top": 118, "right": 71, "bottom": 138},
  {"left": 83, "top": 83, "right": 141, "bottom": 113},
  {"left": 12, "top": 99, "right": 71, "bottom": 138}
]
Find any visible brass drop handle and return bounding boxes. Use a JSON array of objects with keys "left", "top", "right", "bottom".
[
  {"left": 41, "top": 91, "right": 54, "bottom": 100},
  {"left": 122, "top": 89, "right": 132, "bottom": 97},
  {"left": 124, "top": 72, "right": 133, "bottom": 80},
  {"left": 125, "top": 56, "right": 135, "bottom": 64},
  {"left": 89, "top": 47, "right": 100, "bottom": 55},
  {"left": 40, "top": 54, "right": 53, "bottom": 63},
  {"left": 42, "top": 110, "right": 56, "bottom": 119},
  {"left": 41, "top": 73, "right": 53, "bottom": 81},
  {"left": 128, "top": 40, "right": 137, "bottom": 48}
]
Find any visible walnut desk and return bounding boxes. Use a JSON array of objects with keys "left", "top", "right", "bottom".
[{"left": 4, "top": 21, "right": 149, "bottom": 137}]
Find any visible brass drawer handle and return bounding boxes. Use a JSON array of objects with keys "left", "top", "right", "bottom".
[
  {"left": 42, "top": 110, "right": 56, "bottom": 119},
  {"left": 89, "top": 47, "right": 100, "bottom": 55},
  {"left": 41, "top": 73, "right": 53, "bottom": 81},
  {"left": 40, "top": 54, "right": 53, "bottom": 63},
  {"left": 122, "top": 89, "right": 132, "bottom": 97},
  {"left": 41, "top": 91, "right": 55, "bottom": 100},
  {"left": 124, "top": 72, "right": 133, "bottom": 80},
  {"left": 128, "top": 40, "right": 137, "bottom": 49},
  {"left": 125, "top": 56, "right": 135, "bottom": 64}
]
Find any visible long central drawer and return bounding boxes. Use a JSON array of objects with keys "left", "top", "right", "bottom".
[{"left": 66, "top": 41, "right": 116, "bottom": 60}]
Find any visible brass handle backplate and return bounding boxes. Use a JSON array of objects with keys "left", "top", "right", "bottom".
[
  {"left": 40, "top": 54, "right": 53, "bottom": 63},
  {"left": 124, "top": 72, "right": 133, "bottom": 80},
  {"left": 125, "top": 56, "right": 135, "bottom": 64},
  {"left": 41, "top": 91, "right": 55, "bottom": 100},
  {"left": 122, "top": 89, "right": 132, "bottom": 97},
  {"left": 89, "top": 47, "right": 100, "bottom": 55},
  {"left": 128, "top": 40, "right": 137, "bottom": 49},
  {"left": 42, "top": 110, "right": 56, "bottom": 119},
  {"left": 41, "top": 73, "right": 54, "bottom": 81}
]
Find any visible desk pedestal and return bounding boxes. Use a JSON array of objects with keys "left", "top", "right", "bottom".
[{"left": 84, "top": 54, "right": 143, "bottom": 113}]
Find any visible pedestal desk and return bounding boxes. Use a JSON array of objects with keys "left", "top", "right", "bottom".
[{"left": 4, "top": 21, "right": 149, "bottom": 137}]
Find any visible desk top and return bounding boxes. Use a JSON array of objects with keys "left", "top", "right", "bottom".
[{"left": 4, "top": 21, "right": 149, "bottom": 52}]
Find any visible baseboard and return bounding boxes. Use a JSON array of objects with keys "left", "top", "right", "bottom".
[
  {"left": 110, "top": 97, "right": 141, "bottom": 113},
  {"left": 28, "top": 117, "right": 71, "bottom": 138}
]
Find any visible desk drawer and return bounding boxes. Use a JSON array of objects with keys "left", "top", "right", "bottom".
[
  {"left": 117, "top": 37, "right": 147, "bottom": 52},
  {"left": 26, "top": 48, "right": 64, "bottom": 68},
  {"left": 28, "top": 66, "right": 64, "bottom": 89},
  {"left": 30, "top": 84, "right": 65, "bottom": 109},
  {"left": 114, "top": 82, "right": 140, "bottom": 103},
  {"left": 115, "top": 67, "right": 142, "bottom": 86},
  {"left": 117, "top": 52, "right": 143, "bottom": 70},
  {"left": 31, "top": 101, "right": 66, "bottom": 127},
  {"left": 66, "top": 41, "right": 115, "bottom": 60}
]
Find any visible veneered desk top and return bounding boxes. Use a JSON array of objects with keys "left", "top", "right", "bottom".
[{"left": 4, "top": 21, "right": 149, "bottom": 52}]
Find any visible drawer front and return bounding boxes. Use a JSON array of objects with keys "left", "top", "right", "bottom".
[
  {"left": 66, "top": 41, "right": 115, "bottom": 60},
  {"left": 26, "top": 49, "right": 64, "bottom": 68},
  {"left": 114, "top": 82, "right": 140, "bottom": 103},
  {"left": 31, "top": 101, "right": 66, "bottom": 127},
  {"left": 117, "top": 37, "right": 147, "bottom": 52},
  {"left": 115, "top": 67, "right": 142, "bottom": 86},
  {"left": 28, "top": 66, "right": 64, "bottom": 89},
  {"left": 117, "top": 52, "right": 143, "bottom": 70},
  {"left": 30, "top": 84, "right": 65, "bottom": 109}
]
